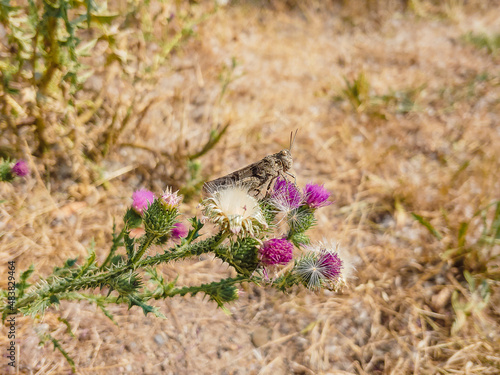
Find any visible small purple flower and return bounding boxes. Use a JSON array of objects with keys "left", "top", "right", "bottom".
[
  {"left": 11, "top": 160, "right": 29, "bottom": 177},
  {"left": 132, "top": 189, "right": 156, "bottom": 215},
  {"left": 317, "top": 250, "right": 343, "bottom": 280},
  {"left": 171, "top": 222, "right": 188, "bottom": 240},
  {"left": 259, "top": 238, "right": 294, "bottom": 266},
  {"left": 303, "top": 183, "right": 332, "bottom": 208},
  {"left": 271, "top": 177, "right": 301, "bottom": 209}
]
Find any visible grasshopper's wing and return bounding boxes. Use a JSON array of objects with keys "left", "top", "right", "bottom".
[{"left": 204, "top": 157, "right": 276, "bottom": 192}]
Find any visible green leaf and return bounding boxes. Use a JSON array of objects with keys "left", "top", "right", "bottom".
[
  {"left": 411, "top": 213, "right": 443, "bottom": 240},
  {"left": 47, "top": 333, "right": 76, "bottom": 372},
  {"left": 90, "top": 12, "right": 120, "bottom": 25},
  {"left": 184, "top": 217, "right": 204, "bottom": 243},
  {"left": 74, "top": 245, "right": 96, "bottom": 279},
  {"left": 17, "top": 264, "right": 35, "bottom": 298},
  {"left": 457, "top": 222, "right": 469, "bottom": 248},
  {"left": 464, "top": 270, "right": 475, "bottom": 291},
  {"left": 76, "top": 68, "right": 94, "bottom": 85},
  {"left": 127, "top": 295, "right": 165, "bottom": 318},
  {"left": 76, "top": 38, "right": 97, "bottom": 56},
  {"left": 490, "top": 202, "right": 500, "bottom": 240},
  {"left": 65, "top": 258, "right": 78, "bottom": 267},
  {"left": 49, "top": 295, "right": 60, "bottom": 305},
  {"left": 58, "top": 317, "right": 75, "bottom": 338}
]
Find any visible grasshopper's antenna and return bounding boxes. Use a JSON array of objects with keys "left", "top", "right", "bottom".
[{"left": 289, "top": 129, "right": 298, "bottom": 151}]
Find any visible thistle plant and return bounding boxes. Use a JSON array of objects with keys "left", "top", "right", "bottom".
[{"left": 1, "top": 177, "right": 353, "bottom": 369}]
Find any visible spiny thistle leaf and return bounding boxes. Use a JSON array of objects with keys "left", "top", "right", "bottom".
[
  {"left": 49, "top": 295, "right": 60, "bottom": 305},
  {"left": 185, "top": 216, "right": 204, "bottom": 243},
  {"left": 57, "top": 317, "right": 75, "bottom": 338},
  {"left": 43, "top": 333, "right": 76, "bottom": 373},
  {"left": 127, "top": 295, "right": 165, "bottom": 318},
  {"left": 75, "top": 245, "right": 97, "bottom": 279},
  {"left": 124, "top": 208, "right": 142, "bottom": 229},
  {"left": 17, "top": 264, "right": 35, "bottom": 298}
]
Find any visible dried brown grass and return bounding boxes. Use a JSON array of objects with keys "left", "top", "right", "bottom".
[{"left": 1, "top": 1, "right": 500, "bottom": 374}]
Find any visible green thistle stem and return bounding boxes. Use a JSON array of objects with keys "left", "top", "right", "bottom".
[
  {"left": 99, "top": 226, "right": 125, "bottom": 270},
  {"left": 167, "top": 275, "right": 247, "bottom": 298},
  {"left": 14, "top": 232, "right": 229, "bottom": 312},
  {"left": 131, "top": 232, "right": 156, "bottom": 263}
]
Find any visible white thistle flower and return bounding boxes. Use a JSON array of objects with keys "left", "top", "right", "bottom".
[{"left": 201, "top": 183, "right": 267, "bottom": 236}]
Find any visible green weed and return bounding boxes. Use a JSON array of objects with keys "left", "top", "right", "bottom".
[{"left": 463, "top": 31, "right": 500, "bottom": 55}]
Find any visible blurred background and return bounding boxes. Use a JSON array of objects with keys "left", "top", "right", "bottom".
[{"left": 0, "top": 0, "right": 499, "bottom": 373}]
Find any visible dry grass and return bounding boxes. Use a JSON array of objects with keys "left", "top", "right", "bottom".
[{"left": 1, "top": 1, "right": 500, "bottom": 374}]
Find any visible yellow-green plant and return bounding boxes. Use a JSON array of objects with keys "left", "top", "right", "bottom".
[
  {"left": 0, "top": 1, "right": 221, "bottom": 189},
  {"left": 412, "top": 201, "right": 500, "bottom": 334}
]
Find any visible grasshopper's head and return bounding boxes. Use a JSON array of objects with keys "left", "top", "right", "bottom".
[
  {"left": 276, "top": 130, "right": 297, "bottom": 172},
  {"left": 276, "top": 149, "right": 293, "bottom": 171}
]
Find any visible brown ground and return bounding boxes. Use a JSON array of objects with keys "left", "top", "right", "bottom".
[{"left": 1, "top": 1, "right": 500, "bottom": 374}]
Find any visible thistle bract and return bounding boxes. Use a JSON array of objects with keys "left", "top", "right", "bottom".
[{"left": 288, "top": 206, "right": 316, "bottom": 234}]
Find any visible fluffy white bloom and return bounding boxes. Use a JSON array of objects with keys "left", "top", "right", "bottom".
[{"left": 201, "top": 183, "right": 267, "bottom": 236}]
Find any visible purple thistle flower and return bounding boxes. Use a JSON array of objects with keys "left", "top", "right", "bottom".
[
  {"left": 317, "top": 250, "right": 343, "bottom": 280},
  {"left": 132, "top": 189, "right": 156, "bottom": 215},
  {"left": 303, "top": 183, "right": 332, "bottom": 209},
  {"left": 171, "top": 222, "right": 188, "bottom": 240},
  {"left": 11, "top": 160, "right": 29, "bottom": 177},
  {"left": 259, "top": 238, "right": 294, "bottom": 266},
  {"left": 271, "top": 177, "right": 302, "bottom": 209}
]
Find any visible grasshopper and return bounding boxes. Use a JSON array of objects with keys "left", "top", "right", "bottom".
[{"left": 204, "top": 131, "right": 297, "bottom": 197}]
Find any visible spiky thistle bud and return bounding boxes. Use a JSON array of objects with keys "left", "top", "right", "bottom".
[
  {"left": 143, "top": 199, "right": 178, "bottom": 238},
  {"left": 215, "top": 237, "right": 260, "bottom": 275}
]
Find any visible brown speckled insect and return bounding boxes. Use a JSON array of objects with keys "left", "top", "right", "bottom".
[{"left": 204, "top": 130, "right": 297, "bottom": 197}]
